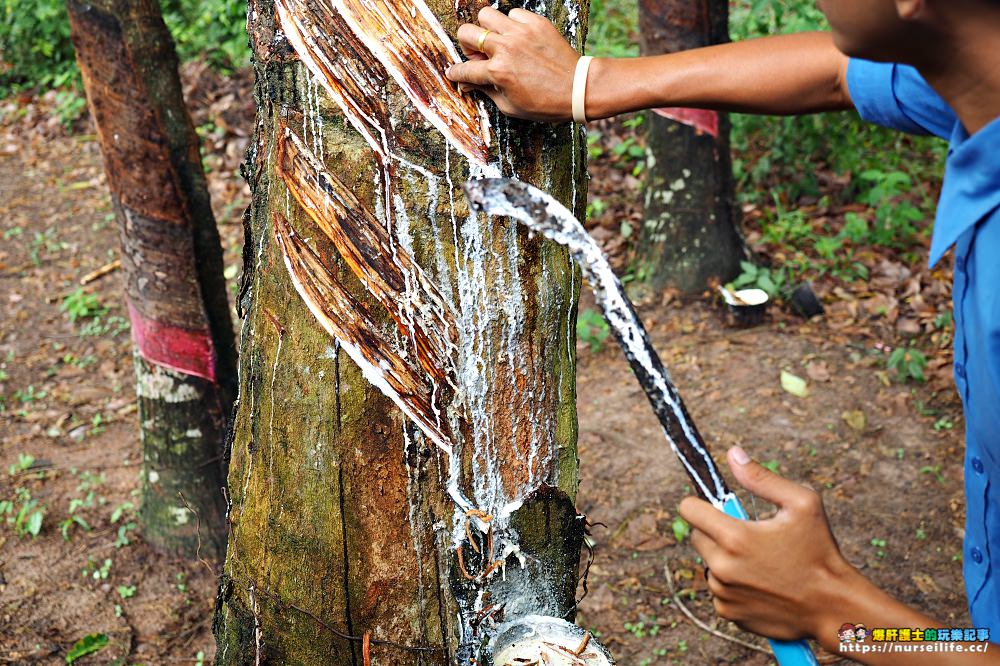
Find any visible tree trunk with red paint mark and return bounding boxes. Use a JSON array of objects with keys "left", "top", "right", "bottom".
[
  {"left": 632, "top": 0, "right": 746, "bottom": 296},
  {"left": 213, "top": 1, "right": 590, "bottom": 664},
  {"left": 66, "top": 0, "right": 236, "bottom": 559}
]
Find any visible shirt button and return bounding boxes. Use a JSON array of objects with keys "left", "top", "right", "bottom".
[
  {"left": 972, "top": 457, "right": 985, "bottom": 474},
  {"left": 971, "top": 547, "right": 984, "bottom": 564},
  {"left": 955, "top": 362, "right": 966, "bottom": 379},
  {"left": 955, "top": 257, "right": 966, "bottom": 273}
]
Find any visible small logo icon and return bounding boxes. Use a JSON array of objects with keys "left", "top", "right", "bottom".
[
  {"left": 839, "top": 623, "right": 857, "bottom": 643},
  {"left": 854, "top": 624, "right": 869, "bottom": 643}
]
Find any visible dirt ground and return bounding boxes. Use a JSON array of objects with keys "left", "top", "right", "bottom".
[{"left": 0, "top": 83, "right": 968, "bottom": 665}]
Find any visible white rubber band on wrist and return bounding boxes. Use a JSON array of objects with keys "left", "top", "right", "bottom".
[{"left": 572, "top": 55, "right": 594, "bottom": 124}]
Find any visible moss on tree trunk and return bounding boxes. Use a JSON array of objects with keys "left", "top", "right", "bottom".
[{"left": 214, "top": 0, "right": 590, "bottom": 663}]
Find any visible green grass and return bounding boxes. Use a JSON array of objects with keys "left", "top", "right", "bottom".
[
  {"left": 584, "top": 0, "right": 945, "bottom": 287},
  {"left": 727, "top": 0, "right": 944, "bottom": 208},
  {"left": 585, "top": 0, "right": 639, "bottom": 58},
  {"left": 1, "top": 0, "right": 249, "bottom": 124}
]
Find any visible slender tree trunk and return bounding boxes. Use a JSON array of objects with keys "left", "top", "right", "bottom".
[
  {"left": 213, "top": 0, "right": 591, "bottom": 663},
  {"left": 67, "top": 0, "right": 237, "bottom": 559},
  {"left": 632, "top": 0, "right": 745, "bottom": 296}
]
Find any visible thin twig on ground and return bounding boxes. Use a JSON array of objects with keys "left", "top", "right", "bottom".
[{"left": 662, "top": 561, "right": 772, "bottom": 656}]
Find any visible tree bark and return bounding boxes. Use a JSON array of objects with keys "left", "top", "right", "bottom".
[
  {"left": 66, "top": 0, "right": 236, "bottom": 559},
  {"left": 633, "top": 0, "right": 746, "bottom": 296},
  {"left": 213, "top": 0, "right": 590, "bottom": 664}
]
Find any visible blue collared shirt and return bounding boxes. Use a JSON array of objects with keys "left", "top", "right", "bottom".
[{"left": 848, "top": 59, "right": 1000, "bottom": 632}]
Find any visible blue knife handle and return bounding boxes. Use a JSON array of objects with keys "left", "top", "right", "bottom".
[{"left": 721, "top": 496, "right": 820, "bottom": 666}]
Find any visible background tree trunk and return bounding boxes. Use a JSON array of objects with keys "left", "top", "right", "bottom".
[
  {"left": 213, "top": 0, "right": 590, "bottom": 664},
  {"left": 632, "top": 0, "right": 746, "bottom": 296},
  {"left": 66, "top": 0, "right": 237, "bottom": 559}
]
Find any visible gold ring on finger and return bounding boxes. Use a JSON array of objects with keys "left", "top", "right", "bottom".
[{"left": 477, "top": 29, "right": 492, "bottom": 52}]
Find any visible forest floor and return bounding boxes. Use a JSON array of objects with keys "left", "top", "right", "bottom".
[{"left": 0, "top": 67, "right": 969, "bottom": 665}]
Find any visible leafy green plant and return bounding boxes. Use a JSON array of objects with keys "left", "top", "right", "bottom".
[
  {"left": 624, "top": 617, "right": 659, "bottom": 639},
  {"left": 856, "top": 169, "right": 926, "bottom": 248},
  {"left": 727, "top": 261, "right": 786, "bottom": 300},
  {"left": 8, "top": 453, "right": 34, "bottom": 476},
  {"left": 82, "top": 557, "right": 113, "bottom": 581},
  {"left": 60, "top": 472, "right": 101, "bottom": 540},
  {"left": 60, "top": 288, "right": 107, "bottom": 324},
  {"left": 577, "top": 308, "right": 610, "bottom": 353},
  {"left": 79, "top": 314, "right": 130, "bottom": 339},
  {"left": 728, "top": 0, "right": 944, "bottom": 214},
  {"left": 0, "top": 0, "right": 77, "bottom": 96},
  {"left": 920, "top": 465, "right": 946, "bottom": 484},
  {"left": 887, "top": 345, "right": 928, "bottom": 383},
  {"left": 29, "top": 228, "right": 69, "bottom": 266},
  {"left": 586, "top": 0, "right": 639, "bottom": 58},
  {"left": 60, "top": 514, "right": 90, "bottom": 541},
  {"left": 65, "top": 633, "right": 108, "bottom": 664},
  {"left": 586, "top": 197, "right": 608, "bottom": 221},
  {"left": 671, "top": 516, "right": 690, "bottom": 543},
  {"left": 604, "top": 117, "right": 648, "bottom": 176},
  {"left": 2, "top": 0, "right": 248, "bottom": 103},
  {"left": 1, "top": 487, "right": 45, "bottom": 538},
  {"left": 13, "top": 385, "right": 46, "bottom": 404},
  {"left": 161, "top": 0, "right": 250, "bottom": 71},
  {"left": 933, "top": 417, "right": 954, "bottom": 432},
  {"left": 761, "top": 199, "right": 812, "bottom": 245},
  {"left": 840, "top": 212, "right": 870, "bottom": 243},
  {"left": 586, "top": 130, "right": 604, "bottom": 159},
  {"left": 114, "top": 521, "right": 136, "bottom": 548},
  {"left": 90, "top": 412, "right": 107, "bottom": 437},
  {"left": 53, "top": 87, "right": 87, "bottom": 129},
  {"left": 62, "top": 353, "right": 97, "bottom": 369}
]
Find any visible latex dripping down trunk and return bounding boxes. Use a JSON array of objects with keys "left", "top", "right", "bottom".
[{"left": 465, "top": 178, "right": 819, "bottom": 666}]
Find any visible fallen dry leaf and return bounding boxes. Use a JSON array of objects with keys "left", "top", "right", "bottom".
[
  {"left": 911, "top": 573, "right": 939, "bottom": 595},
  {"left": 780, "top": 370, "right": 809, "bottom": 398},
  {"left": 842, "top": 410, "right": 867, "bottom": 431},
  {"left": 806, "top": 360, "right": 831, "bottom": 382}
]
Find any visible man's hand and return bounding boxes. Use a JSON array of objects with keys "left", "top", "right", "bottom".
[
  {"left": 448, "top": 27, "right": 853, "bottom": 122},
  {"left": 681, "top": 447, "right": 1000, "bottom": 665},
  {"left": 446, "top": 7, "right": 580, "bottom": 122},
  {"left": 679, "top": 446, "right": 853, "bottom": 642}
]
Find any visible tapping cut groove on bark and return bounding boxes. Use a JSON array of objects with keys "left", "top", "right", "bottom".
[
  {"left": 272, "top": 211, "right": 458, "bottom": 452},
  {"left": 275, "top": 0, "right": 491, "bottom": 165},
  {"left": 275, "top": 0, "right": 392, "bottom": 158},
  {"left": 277, "top": 126, "right": 459, "bottom": 387}
]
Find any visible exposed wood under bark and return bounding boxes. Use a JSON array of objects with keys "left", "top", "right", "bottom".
[
  {"left": 277, "top": 127, "right": 459, "bottom": 387},
  {"left": 272, "top": 210, "right": 460, "bottom": 453}
]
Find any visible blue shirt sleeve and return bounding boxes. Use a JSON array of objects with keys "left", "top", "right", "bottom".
[{"left": 846, "top": 59, "right": 956, "bottom": 139}]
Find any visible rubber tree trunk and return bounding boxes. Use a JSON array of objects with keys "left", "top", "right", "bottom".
[
  {"left": 67, "top": 0, "right": 237, "bottom": 560},
  {"left": 632, "top": 0, "right": 745, "bottom": 296},
  {"left": 213, "top": 0, "right": 590, "bottom": 664}
]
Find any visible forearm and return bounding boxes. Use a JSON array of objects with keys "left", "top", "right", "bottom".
[
  {"left": 585, "top": 32, "right": 853, "bottom": 119},
  {"left": 815, "top": 565, "right": 998, "bottom": 665}
]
